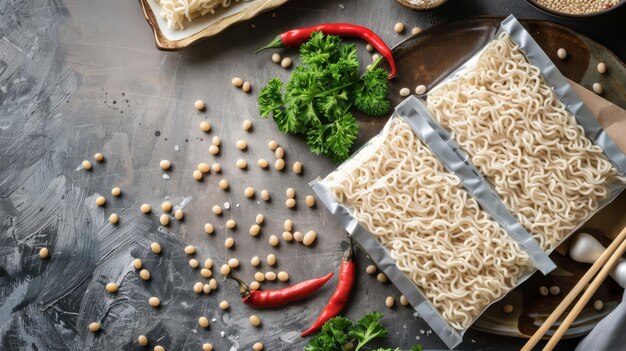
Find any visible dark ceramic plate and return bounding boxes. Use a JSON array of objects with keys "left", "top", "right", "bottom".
[{"left": 368, "top": 17, "right": 626, "bottom": 339}]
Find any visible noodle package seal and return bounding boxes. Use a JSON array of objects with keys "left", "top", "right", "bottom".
[{"left": 312, "top": 15, "right": 626, "bottom": 349}]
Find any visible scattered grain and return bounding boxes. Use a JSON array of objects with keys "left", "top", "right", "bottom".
[
  {"left": 193, "top": 282, "right": 204, "bottom": 293},
  {"left": 281, "top": 57, "right": 292, "bottom": 68},
  {"left": 140, "top": 204, "right": 151, "bottom": 214},
  {"left": 257, "top": 158, "right": 269, "bottom": 168},
  {"left": 205, "top": 259, "right": 213, "bottom": 269},
  {"left": 225, "top": 237, "right": 235, "bottom": 249},
  {"left": 282, "top": 231, "right": 293, "bottom": 241},
  {"left": 275, "top": 147, "right": 285, "bottom": 159},
  {"left": 174, "top": 209, "right": 184, "bottom": 220},
  {"left": 385, "top": 296, "right": 395, "bottom": 308},
  {"left": 161, "top": 201, "right": 173, "bottom": 212},
  {"left": 192, "top": 170, "right": 203, "bottom": 180},
  {"left": 593, "top": 82, "right": 603, "bottom": 94},
  {"left": 105, "top": 282, "right": 118, "bottom": 293},
  {"left": 150, "top": 242, "right": 162, "bottom": 254},
  {"left": 278, "top": 271, "right": 289, "bottom": 282},
  {"left": 272, "top": 53, "right": 282, "bottom": 63},
  {"left": 293, "top": 231, "right": 304, "bottom": 242},
  {"left": 538, "top": 286, "right": 549, "bottom": 296},
  {"left": 139, "top": 269, "right": 151, "bottom": 280},
  {"left": 411, "top": 26, "right": 423, "bottom": 35},
  {"left": 199, "top": 121, "right": 211, "bottom": 132},
  {"left": 414, "top": 84, "right": 427, "bottom": 95},
  {"left": 194, "top": 100, "right": 206, "bottom": 111},
  {"left": 250, "top": 281, "right": 260, "bottom": 290},
  {"left": 95, "top": 196, "right": 106, "bottom": 206},
  {"left": 232, "top": 77, "right": 244, "bottom": 87},
  {"left": 597, "top": 62, "right": 607, "bottom": 74},
  {"left": 159, "top": 160, "right": 171, "bottom": 170},
  {"left": 251, "top": 256, "right": 261, "bottom": 266},
  {"left": 88, "top": 322, "right": 101, "bottom": 332},
  {"left": 212, "top": 205, "right": 222, "bottom": 215},
  {"left": 265, "top": 271, "right": 277, "bottom": 281},
  {"left": 394, "top": 22, "right": 405, "bottom": 33},
  {"left": 94, "top": 153, "right": 104, "bottom": 162},
  {"left": 267, "top": 140, "right": 278, "bottom": 150},
  {"left": 160, "top": 214, "right": 170, "bottom": 226},
  {"left": 366, "top": 43, "right": 374, "bottom": 52},
  {"left": 400, "top": 295, "right": 409, "bottom": 306},
  {"left": 39, "top": 247, "right": 49, "bottom": 259},
  {"left": 209, "top": 278, "right": 218, "bottom": 290},
  {"left": 138, "top": 335, "right": 148, "bottom": 346},
  {"left": 211, "top": 163, "right": 221, "bottom": 172},
  {"left": 502, "top": 304, "right": 514, "bottom": 313},
  {"left": 236, "top": 139, "right": 248, "bottom": 150},
  {"left": 244, "top": 187, "right": 255, "bottom": 198},
  {"left": 242, "top": 81, "right": 251, "bottom": 93},
  {"left": 148, "top": 296, "right": 160, "bottom": 307},
  {"left": 285, "top": 198, "right": 296, "bottom": 208},
  {"left": 275, "top": 158, "right": 285, "bottom": 171},
  {"left": 208, "top": 145, "right": 219, "bottom": 155},
  {"left": 228, "top": 258, "right": 240, "bottom": 268},
  {"left": 255, "top": 213, "right": 265, "bottom": 224},
  {"left": 202, "top": 343, "right": 213, "bottom": 351},
  {"left": 220, "top": 264, "right": 231, "bottom": 276},
  {"left": 557, "top": 48, "right": 567, "bottom": 60},
  {"left": 303, "top": 230, "right": 317, "bottom": 246},
  {"left": 249, "top": 224, "right": 261, "bottom": 236},
  {"left": 133, "top": 258, "right": 142, "bottom": 269},
  {"left": 255, "top": 272, "right": 265, "bottom": 281},
  {"left": 549, "top": 285, "right": 560, "bottom": 295},
  {"left": 253, "top": 342, "right": 264, "bottom": 351},
  {"left": 198, "top": 316, "right": 210, "bottom": 328},
  {"left": 292, "top": 161, "right": 302, "bottom": 174},
  {"left": 236, "top": 159, "right": 248, "bottom": 169},
  {"left": 226, "top": 219, "right": 237, "bottom": 229},
  {"left": 266, "top": 254, "right": 276, "bottom": 266},
  {"left": 399, "top": 87, "right": 410, "bottom": 96},
  {"left": 269, "top": 235, "right": 279, "bottom": 246},
  {"left": 189, "top": 259, "right": 199, "bottom": 269},
  {"left": 249, "top": 315, "right": 261, "bottom": 327},
  {"left": 366, "top": 265, "right": 377, "bottom": 275},
  {"left": 305, "top": 195, "right": 316, "bottom": 207},
  {"left": 219, "top": 179, "right": 229, "bottom": 190},
  {"left": 111, "top": 187, "right": 121, "bottom": 197},
  {"left": 260, "top": 190, "right": 270, "bottom": 201},
  {"left": 82, "top": 160, "right": 92, "bottom": 170},
  {"left": 593, "top": 299, "right": 604, "bottom": 311},
  {"left": 108, "top": 213, "right": 119, "bottom": 225},
  {"left": 184, "top": 245, "right": 196, "bottom": 255},
  {"left": 377, "top": 273, "right": 388, "bottom": 283}
]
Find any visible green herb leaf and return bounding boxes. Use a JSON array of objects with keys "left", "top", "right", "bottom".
[
  {"left": 354, "top": 67, "right": 390, "bottom": 116},
  {"left": 258, "top": 78, "right": 284, "bottom": 117},
  {"left": 304, "top": 316, "right": 353, "bottom": 351},
  {"left": 350, "top": 312, "right": 389, "bottom": 351},
  {"left": 258, "top": 33, "right": 391, "bottom": 162}
]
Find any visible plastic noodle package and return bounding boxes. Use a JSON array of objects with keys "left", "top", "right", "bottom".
[
  {"left": 424, "top": 16, "right": 626, "bottom": 252},
  {"left": 312, "top": 115, "right": 552, "bottom": 348}
]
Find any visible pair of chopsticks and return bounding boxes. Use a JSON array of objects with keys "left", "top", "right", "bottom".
[{"left": 522, "top": 226, "right": 626, "bottom": 351}]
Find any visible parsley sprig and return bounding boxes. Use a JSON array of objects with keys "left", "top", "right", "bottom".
[
  {"left": 304, "top": 312, "right": 422, "bottom": 351},
  {"left": 258, "top": 32, "right": 390, "bottom": 162}
]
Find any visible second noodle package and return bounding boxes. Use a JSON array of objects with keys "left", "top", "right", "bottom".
[{"left": 311, "top": 15, "right": 626, "bottom": 348}]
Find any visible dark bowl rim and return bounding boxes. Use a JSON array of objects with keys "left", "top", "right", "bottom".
[{"left": 524, "top": 0, "right": 626, "bottom": 19}]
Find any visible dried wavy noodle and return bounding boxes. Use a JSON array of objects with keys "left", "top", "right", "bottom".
[
  {"left": 156, "top": 0, "right": 238, "bottom": 30},
  {"left": 426, "top": 32, "right": 623, "bottom": 251},
  {"left": 324, "top": 119, "right": 533, "bottom": 330}
]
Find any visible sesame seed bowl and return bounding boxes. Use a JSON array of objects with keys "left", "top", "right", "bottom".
[{"left": 525, "top": 0, "right": 626, "bottom": 19}]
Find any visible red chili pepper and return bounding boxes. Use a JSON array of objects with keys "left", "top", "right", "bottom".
[
  {"left": 301, "top": 239, "right": 355, "bottom": 336},
  {"left": 256, "top": 23, "right": 397, "bottom": 80},
  {"left": 227, "top": 272, "right": 334, "bottom": 308}
]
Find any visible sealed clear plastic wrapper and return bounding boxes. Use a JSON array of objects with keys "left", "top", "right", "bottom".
[
  {"left": 424, "top": 16, "right": 626, "bottom": 253},
  {"left": 312, "top": 114, "right": 552, "bottom": 348}
]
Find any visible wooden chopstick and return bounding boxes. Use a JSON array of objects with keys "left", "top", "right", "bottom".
[
  {"left": 522, "top": 225, "right": 626, "bottom": 351},
  {"left": 543, "top": 235, "right": 626, "bottom": 350}
]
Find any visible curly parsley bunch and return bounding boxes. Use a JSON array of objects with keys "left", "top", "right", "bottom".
[{"left": 259, "top": 32, "right": 390, "bottom": 162}]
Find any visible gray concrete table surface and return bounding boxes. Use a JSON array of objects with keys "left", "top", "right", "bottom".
[{"left": 1, "top": 0, "right": 624, "bottom": 350}]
